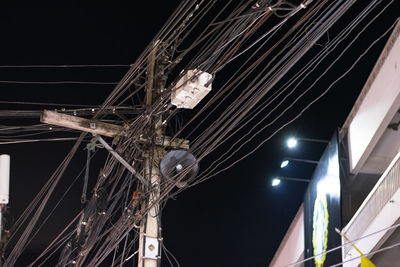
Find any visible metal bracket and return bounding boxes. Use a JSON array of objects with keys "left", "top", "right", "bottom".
[
  {"left": 139, "top": 135, "right": 189, "bottom": 149},
  {"left": 95, "top": 135, "right": 149, "bottom": 186}
]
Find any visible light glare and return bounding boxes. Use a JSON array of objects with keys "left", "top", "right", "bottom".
[
  {"left": 280, "top": 160, "right": 289, "bottom": 168},
  {"left": 287, "top": 138, "right": 297, "bottom": 148},
  {"left": 317, "top": 175, "right": 340, "bottom": 198},
  {"left": 272, "top": 178, "right": 281, "bottom": 186}
]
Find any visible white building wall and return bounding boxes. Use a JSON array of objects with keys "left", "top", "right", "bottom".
[
  {"left": 269, "top": 205, "right": 304, "bottom": 267},
  {"left": 346, "top": 21, "right": 400, "bottom": 174}
]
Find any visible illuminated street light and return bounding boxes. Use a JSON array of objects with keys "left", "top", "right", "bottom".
[
  {"left": 271, "top": 176, "right": 310, "bottom": 187},
  {"left": 280, "top": 160, "right": 289, "bottom": 168},
  {"left": 287, "top": 138, "right": 297, "bottom": 148},
  {"left": 272, "top": 178, "right": 281, "bottom": 186},
  {"left": 286, "top": 136, "right": 329, "bottom": 149},
  {"left": 282, "top": 157, "right": 319, "bottom": 166}
]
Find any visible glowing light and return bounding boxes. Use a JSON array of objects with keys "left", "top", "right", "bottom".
[
  {"left": 272, "top": 178, "right": 281, "bottom": 186},
  {"left": 317, "top": 175, "right": 341, "bottom": 198},
  {"left": 176, "top": 164, "right": 183, "bottom": 172},
  {"left": 317, "top": 151, "right": 340, "bottom": 198},
  {"left": 287, "top": 138, "right": 297, "bottom": 148},
  {"left": 280, "top": 160, "right": 289, "bottom": 168}
]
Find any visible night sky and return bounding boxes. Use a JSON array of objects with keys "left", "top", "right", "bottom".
[{"left": 1, "top": 2, "right": 399, "bottom": 267}]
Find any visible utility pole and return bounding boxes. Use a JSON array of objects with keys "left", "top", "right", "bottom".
[
  {"left": 138, "top": 41, "right": 165, "bottom": 267},
  {"left": 38, "top": 38, "right": 206, "bottom": 267},
  {"left": 39, "top": 39, "right": 189, "bottom": 266},
  {"left": 136, "top": 41, "right": 213, "bottom": 266}
]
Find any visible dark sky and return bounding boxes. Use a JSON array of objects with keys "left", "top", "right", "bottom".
[{"left": 1, "top": 2, "right": 399, "bottom": 267}]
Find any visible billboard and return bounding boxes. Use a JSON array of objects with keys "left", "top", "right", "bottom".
[{"left": 304, "top": 132, "right": 342, "bottom": 266}]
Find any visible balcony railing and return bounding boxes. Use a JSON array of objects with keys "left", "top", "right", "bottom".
[{"left": 343, "top": 151, "right": 400, "bottom": 255}]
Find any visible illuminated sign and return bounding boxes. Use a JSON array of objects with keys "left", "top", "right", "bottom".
[
  {"left": 304, "top": 132, "right": 342, "bottom": 266},
  {"left": 312, "top": 193, "right": 329, "bottom": 266}
]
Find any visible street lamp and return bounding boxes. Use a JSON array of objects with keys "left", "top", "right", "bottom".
[
  {"left": 280, "top": 160, "right": 289, "bottom": 168},
  {"left": 286, "top": 137, "right": 328, "bottom": 149},
  {"left": 287, "top": 138, "right": 297, "bottom": 148},
  {"left": 272, "top": 178, "right": 281, "bottom": 186},
  {"left": 280, "top": 157, "right": 319, "bottom": 168},
  {"left": 275, "top": 136, "right": 327, "bottom": 187},
  {"left": 271, "top": 176, "right": 310, "bottom": 187}
]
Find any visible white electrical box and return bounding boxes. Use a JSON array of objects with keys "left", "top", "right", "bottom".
[
  {"left": 0, "top": 154, "right": 10, "bottom": 204},
  {"left": 144, "top": 236, "right": 160, "bottom": 259},
  {"left": 171, "top": 69, "right": 212, "bottom": 109}
]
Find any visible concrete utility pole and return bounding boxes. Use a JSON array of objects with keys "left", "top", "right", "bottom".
[
  {"left": 39, "top": 39, "right": 194, "bottom": 267},
  {"left": 138, "top": 41, "right": 165, "bottom": 267},
  {"left": 137, "top": 40, "right": 194, "bottom": 266}
]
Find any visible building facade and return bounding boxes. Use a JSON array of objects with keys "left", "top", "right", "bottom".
[{"left": 270, "top": 20, "right": 400, "bottom": 267}]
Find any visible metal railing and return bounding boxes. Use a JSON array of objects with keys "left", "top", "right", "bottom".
[{"left": 343, "top": 152, "right": 400, "bottom": 255}]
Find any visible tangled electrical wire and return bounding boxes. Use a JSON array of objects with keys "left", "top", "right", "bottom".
[{"left": 1, "top": 0, "right": 398, "bottom": 266}]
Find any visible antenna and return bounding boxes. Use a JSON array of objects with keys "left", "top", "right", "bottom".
[{"left": 0, "top": 154, "right": 10, "bottom": 244}]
